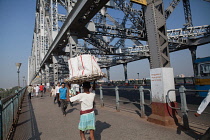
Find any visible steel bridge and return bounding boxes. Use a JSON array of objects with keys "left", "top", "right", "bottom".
[{"left": 28, "top": 0, "right": 210, "bottom": 85}]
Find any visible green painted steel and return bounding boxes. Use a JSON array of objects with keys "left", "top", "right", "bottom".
[{"left": 0, "top": 87, "right": 26, "bottom": 140}]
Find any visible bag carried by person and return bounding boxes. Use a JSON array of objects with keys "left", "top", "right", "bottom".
[{"left": 67, "top": 54, "right": 106, "bottom": 83}]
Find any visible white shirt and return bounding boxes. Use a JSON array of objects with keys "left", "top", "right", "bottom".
[
  {"left": 70, "top": 92, "right": 95, "bottom": 111},
  {"left": 51, "top": 88, "right": 56, "bottom": 96},
  {"left": 35, "top": 86, "right": 39, "bottom": 92},
  {"left": 55, "top": 86, "right": 61, "bottom": 93},
  {"left": 197, "top": 91, "right": 210, "bottom": 114}
]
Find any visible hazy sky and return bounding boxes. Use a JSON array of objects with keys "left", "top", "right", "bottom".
[{"left": 0, "top": 0, "right": 210, "bottom": 88}]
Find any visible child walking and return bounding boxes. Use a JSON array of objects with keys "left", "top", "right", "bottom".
[{"left": 70, "top": 82, "right": 95, "bottom": 140}]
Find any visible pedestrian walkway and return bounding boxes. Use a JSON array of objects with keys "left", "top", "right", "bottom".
[{"left": 13, "top": 91, "right": 203, "bottom": 140}]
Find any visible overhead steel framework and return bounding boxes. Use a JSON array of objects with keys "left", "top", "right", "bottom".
[{"left": 28, "top": 0, "right": 210, "bottom": 85}]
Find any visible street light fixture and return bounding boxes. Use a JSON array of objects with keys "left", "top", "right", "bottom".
[
  {"left": 137, "top": 73, "right": 139, "bottom": 79},
  {"left": 16, "top": 63, "right": 22, "bottom": 88}
]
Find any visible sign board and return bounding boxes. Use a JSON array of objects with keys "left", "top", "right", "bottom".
[
  {"left": 150, "top": 67, "right": 175, "bottom": 103},
  {"left": 130, "top": 0, "right": 147, "bottom": 6}
]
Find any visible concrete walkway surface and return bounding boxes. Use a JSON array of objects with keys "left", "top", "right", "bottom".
[{"left": 12, "top": 91, "right": 207, "bottom": 140}]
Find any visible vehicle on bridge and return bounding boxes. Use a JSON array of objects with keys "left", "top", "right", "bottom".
[{"left": 194, "top": 56, "right": 210, "bottom": 97}]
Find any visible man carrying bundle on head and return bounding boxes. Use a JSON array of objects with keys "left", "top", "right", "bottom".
[{"left": 70, "top": 82, "right": 96, "bottom": 140}]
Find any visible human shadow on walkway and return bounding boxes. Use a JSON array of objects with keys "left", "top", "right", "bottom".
[
  {"left": 11, "top": 93, "right": 42, "bottom": 140},
  {"left": 28, "top": 97, "right": 42, "bottom": 140},
  {"left": 66, "top": 108, "right": 78, "bottom": 114},
  {"left": 94, "top": 121, "right": 111, "bottom": 140},
  {"left": 165, "top": 102, "right": 202, "bottom": 140}
]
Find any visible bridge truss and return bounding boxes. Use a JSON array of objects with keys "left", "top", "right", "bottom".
[{"left": 28, "top": 0, "right": 210, "bottom": 84}]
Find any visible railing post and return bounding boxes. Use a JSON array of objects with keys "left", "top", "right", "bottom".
[
  {"left": 12, "top": 97, "right": 15, "bottom": 123},
  {"left": 0, "top": 100, "right": 3, "bottom": 140},
  {"left": 99, "top": 86, "right": 104, "bottom": 107},
  {"left": 115, "top": 86, "right": 120, "bottom": 112},
  {"left": 179, "top": 85, "right": 189, "bottom": 129},
  {"left": 139, "top": 86, "right": 145, "bottom": 118}
]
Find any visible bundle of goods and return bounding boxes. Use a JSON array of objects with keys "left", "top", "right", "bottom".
[{"left": 67, "top": 54, "right": 106, "bottom": 84}]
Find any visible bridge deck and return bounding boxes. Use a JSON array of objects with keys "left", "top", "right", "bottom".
[{"left": 13, "top": 91, "right": 206, "bottom": 140}]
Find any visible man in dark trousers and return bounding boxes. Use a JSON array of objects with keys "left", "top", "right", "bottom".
[{"left": 59, "top": 83, "right": 70, "bottom": 116}]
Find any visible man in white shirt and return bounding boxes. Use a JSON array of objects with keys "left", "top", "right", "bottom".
[
  {"left": 35, "top": 85, "right": 39, "bottom": 97},
  {"left": 195, "top": 91, "right": 210, "bottom": 140},
  {"left": 55, "top": 83, "right": 61, "bottom": 107},
  {"left": 70, "top": 82, "right": 95, "bottom": 140}
]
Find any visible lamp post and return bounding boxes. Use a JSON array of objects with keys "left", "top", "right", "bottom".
[
  {"left": 23, "top": 76, "right": 25, "bottom": 87},
  {"left": 137, "top": 73, "right": 140, "bottom": 84},
  {"left": 16, "top": 63, "right": 22, "bottom": 88}
]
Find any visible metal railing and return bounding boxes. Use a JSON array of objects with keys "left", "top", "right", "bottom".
[
  {"left": 0, "top": 87, "right": 26, "bottom": 140},
  {"left": 166, "top": 85, "right": 210, "bottom": 129},
  {"left": 99, "top": 86, "right": 152, "bottom": 118}
]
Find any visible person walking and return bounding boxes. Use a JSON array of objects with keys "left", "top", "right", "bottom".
[
  {"left": 55, "top": 83, "right": 61, "bottom": 107},
  {"left": 195, "top": 91, "right": 210, "bottom": 140},
  {"left": 39, "top": 84, "right": 44, "bottom": 97},
  {"left": 27, "top": 85, "right": 33, "bottom": 99},
  {"left": 70, "top": 82, "right": 96, "bottom": 140},
  {"left": 59, "top": 83, "right": 69, "bottom": 116},
  {"left": 35, "top": 85, "right": 39, "bottom": 97},
  {"left": 66, "top": 83, "right": 74, "bottom": 107},
  {"left": 51, "top": 86, "right": 56, "bottom": 103}
]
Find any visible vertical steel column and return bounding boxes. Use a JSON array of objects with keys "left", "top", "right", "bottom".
[
  {"left": 115, "top": 86, "right": 120, "bottom": 111},
  {"left": 123, "top": 63, "right": 128, "bottom": 83},
  {"left": 45, "top": 63, "right": 50, "bottom": 85},
  {"left": 39, "top": 71, "right": 42, "bottom": 84},
  {"left": 52, "top": 55, "right": 59, "bottom": 85},
  {"left": 144, "top": 0, "right": 171, "bottom": 68},
  {"left": 189, "top": 46, "right": 197, "bottom": 77},
  {"left": 99, "top": 86, "right": 104, "bottom": 107},
  {"left": 41, "top": 68, "right": 45, "bottom": 85},
  {"left": 183, "top": 0, "right": 193, "bottom": 27},
  {"left": 106, "top": 67, "right": 110, "bottom": 84},
  {"left": 145, "top": 0, "right": 177, "bottom": 126},
  {"left": 179, "top": 85, "right": 189, "bottom": 129},
  {"left": 139, "top": 86, "right": 145, "bottom": 118}
]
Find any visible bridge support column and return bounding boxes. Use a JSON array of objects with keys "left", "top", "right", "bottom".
[
  {"left": 52, "top": 55, "right": 59, "bottom": 85},
  {"left": 123, "top": 63, "right": 128, "bottom": 84},
  {"left": 39, "top": 71, "right": 42, "bottom": 85},
  {"left": 41, "top": 68, "right": 46, "bottom": 85},
  {"left": 144, "top": 0, "right": 179, "bottom": 126},
  {"left": 189, "top": 46, "right": 197, "bottom": 77},
  {"left": 106, "top": 67, "right": 110, "bottom": 84},
  {"left": 45, "top": 63, "right": 50, "bottom": 87}
]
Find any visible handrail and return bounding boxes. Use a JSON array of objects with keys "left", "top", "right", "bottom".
[
  {"left": 0, "top": 87, "right": 26, "bottom": 140},
  {"left": 98, "top": 86, "right": 152, "bottom": 118},
  {"left": 1, "top": 88, "right": 25, "bottom": 104},
  {"left": 166, "top": 86, "right": 210, "bottom": 129},
  {"left": 166, "top": 89, "right": 180, "bottom": 110}
]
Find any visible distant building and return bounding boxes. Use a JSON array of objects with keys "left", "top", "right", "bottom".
[{"left": 176, "top": 74, "right": 185, "bottom": 78}]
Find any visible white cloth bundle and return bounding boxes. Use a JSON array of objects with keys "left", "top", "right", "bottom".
[{"left": 68, "top": 54, "right": 106, "bottom": 83}]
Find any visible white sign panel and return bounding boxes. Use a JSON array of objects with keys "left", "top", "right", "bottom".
[{"left": 150, "top": 67, "right": 176, "bottom": 103}]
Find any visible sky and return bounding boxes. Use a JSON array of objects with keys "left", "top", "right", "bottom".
[{"left": 0, "top": 0, "right": 210, "bottom": 88}]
